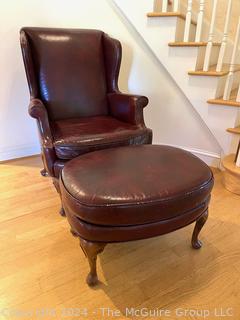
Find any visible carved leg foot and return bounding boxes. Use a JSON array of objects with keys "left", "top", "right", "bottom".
[
  {"left": 40, "top": 168, "right": 48, "bottom": 177},
  {"left": 70, "top": 228, "right": 78, "bottom": 237},
  {"left": 52, "top": 179, "right": 65, "bottom": 217},
  {"left": 79, "top": 238, "right": 106, "bottom": 286},
  {"left": 59, "top": 206, "right": 66, "bottom": 217},
  {"left": 192, "top": 210, "right": 208, "bottom": 249}
]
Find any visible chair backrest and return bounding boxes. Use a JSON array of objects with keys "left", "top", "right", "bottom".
[{"left": 20, "top": 27, "right": 121, "bottom": 120}]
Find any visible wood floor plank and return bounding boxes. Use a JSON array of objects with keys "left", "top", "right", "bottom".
[{"left": 0, "top": 157, "right": 239, "bottom": 319}]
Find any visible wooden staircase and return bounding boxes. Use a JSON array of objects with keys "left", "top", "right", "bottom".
[
  {"left": 148, "top": 1, "right": 240, "bottom": 169},
  {"left": 113, "top": 0, "right": 240, "bottom": 193}
]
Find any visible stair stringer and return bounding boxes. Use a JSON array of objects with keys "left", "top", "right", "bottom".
[{"left": 112, "top": 0, "right": 239, "bottom": 156}]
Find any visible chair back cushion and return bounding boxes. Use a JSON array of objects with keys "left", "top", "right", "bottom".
[{"left": 21, "top": 28, "right": 109, "bottom": 120}]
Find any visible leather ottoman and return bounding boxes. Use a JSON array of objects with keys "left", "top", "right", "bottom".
[{"left": 60, "top": 145, "right": 214, "bottom": 286}]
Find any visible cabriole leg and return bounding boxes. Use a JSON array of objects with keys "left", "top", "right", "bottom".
[
  {"left": 52, "top": 178, "right": 66, "bottom": 216},
  {"left": 79, "top": 238, "right": 106, "bottom": 286},
  {"left": 40, "top": 168, "right": 48, "bottom": 177},
  {"left": 192, "top": 210, "right": 208, "bottom": 249}
]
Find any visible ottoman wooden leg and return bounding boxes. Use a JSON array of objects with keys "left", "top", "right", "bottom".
[
  {"left": 191, "top": 210, "right": 208, "bottom": 249},
  {"left": 79, "top": 238, "right": 106, "bottom": 286}
]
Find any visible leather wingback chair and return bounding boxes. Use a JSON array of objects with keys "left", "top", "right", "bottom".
[{"left": 20, "top": 27, "right": 152, "bottom": 194}]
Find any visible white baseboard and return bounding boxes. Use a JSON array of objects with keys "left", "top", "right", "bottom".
[
  {"left": 159, "top": 143, "right": 221, "bottom": 168},
  {"left": 0, "top": 142, "right": 221, "bottom": 167},
  {"left": 0, "top": 143, "right": 41, "bottom": 161}
]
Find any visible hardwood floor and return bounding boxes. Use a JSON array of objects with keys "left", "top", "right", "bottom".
[{"left": 0, "top": 156, "right": 240, "bottom": 319}]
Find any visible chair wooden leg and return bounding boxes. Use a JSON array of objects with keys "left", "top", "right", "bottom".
[
  {"left": 40, "top": 168, "right": 48, "bottom": 177},
  {"left": 192, "top": 210, "right": 208, "bottom": 249},
  {"left": 79, "top": 238, "right": 106, "bottom": 286},
  {"left": 52, "top": 178, "right": 66, "bottom": 217}
]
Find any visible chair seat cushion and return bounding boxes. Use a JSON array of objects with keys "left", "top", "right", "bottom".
[
  {"left": 51, "top": 116, "right": 152, "bottom": 159},
  {"left": 60, "top": 145, "right": 214, "bottom": 227}
]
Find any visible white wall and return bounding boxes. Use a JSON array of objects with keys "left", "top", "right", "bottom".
[{"left": 0, "top": 0, "right": 221, "bottom": 163}]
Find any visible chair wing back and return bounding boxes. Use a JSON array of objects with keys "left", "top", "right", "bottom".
[{"left": 20, "top": 27, "right": 122, "bottom": 120}]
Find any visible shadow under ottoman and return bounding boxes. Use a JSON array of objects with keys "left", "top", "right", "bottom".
[{"left": 59, "top": 145, "right": 214, "bottom": 286}]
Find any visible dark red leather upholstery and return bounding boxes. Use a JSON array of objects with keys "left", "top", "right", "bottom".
[
  {"left": 51, "top": 116, "right": 152, "bottom": 159},
  {"left": 60, "top": 145, "right": 214, "bottom": 242},
  {"left": 20, "top": 27, "right": 152, "bottom": 178},
  {"left": 22, "top": 28, "right": 109, "bottom": 120},
  {"left": 62, "top": 202, "right": 209, "bottom": 242}
]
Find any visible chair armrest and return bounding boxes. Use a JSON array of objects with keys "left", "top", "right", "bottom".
[
  {"left": 28, "top": 98, "right": 53, "bottom": 148},
  {"left": 107, "top": 93, "right": 149, "bottom": 125}
]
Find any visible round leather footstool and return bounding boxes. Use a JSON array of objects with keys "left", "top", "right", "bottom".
[{"left": 60, "top": 145, "right": 214, "bottom": 286}]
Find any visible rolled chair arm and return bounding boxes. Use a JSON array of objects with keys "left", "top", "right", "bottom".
[
  {"left": 107, "top": 93, "right": 149, "bottom": 125},
  {"left": 28, "top": 98, "right": 53, "bottom": 148}
]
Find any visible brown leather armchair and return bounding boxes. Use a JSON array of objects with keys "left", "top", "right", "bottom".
[{"left": 20, "top": 27, "right": 152, "bottom": 200}]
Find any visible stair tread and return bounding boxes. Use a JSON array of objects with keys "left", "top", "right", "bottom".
[
  {"left": 169, "top": 41, "right": 221, "bottom": 47},
  {"left": 222, "top": 154, "right": 240, "bottom": 176},
  {"left": 227, "top": 126, "right": 240, "bottom": 134},
  {"left": 147, "top": 12, "right": 197, "bottom": 25},
  {"left": 208, "top": 89, "right": 240, "bottom": 107},
  {"left": 189, "top": 64, "right": 240, "bottom": 77}
]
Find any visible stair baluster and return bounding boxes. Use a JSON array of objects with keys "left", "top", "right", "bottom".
[
  {"left": 203, "top": 0, "right": 218, "bottom": 71},
  {"left": 162, "top": 0, "right": 168, "bottom": 13},
  {"left": 173, "top": 0, "right": 179, "bottom": 12},
  {"left": 183, "top": 0, "right": 193, "bottom": 42},
  {"left": 216, "top": 0, "right": 233, "bottom": 72},
  {"left": 195, "top": 0, "right": 205, "bottom": 42},
  {"left": 223, "top": 18, "right": 240, "bottom": 101}
]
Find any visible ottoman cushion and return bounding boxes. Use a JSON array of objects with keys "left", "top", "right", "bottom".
[{"left": 60, "top": 145, "right": 213, "bottom": 227}]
